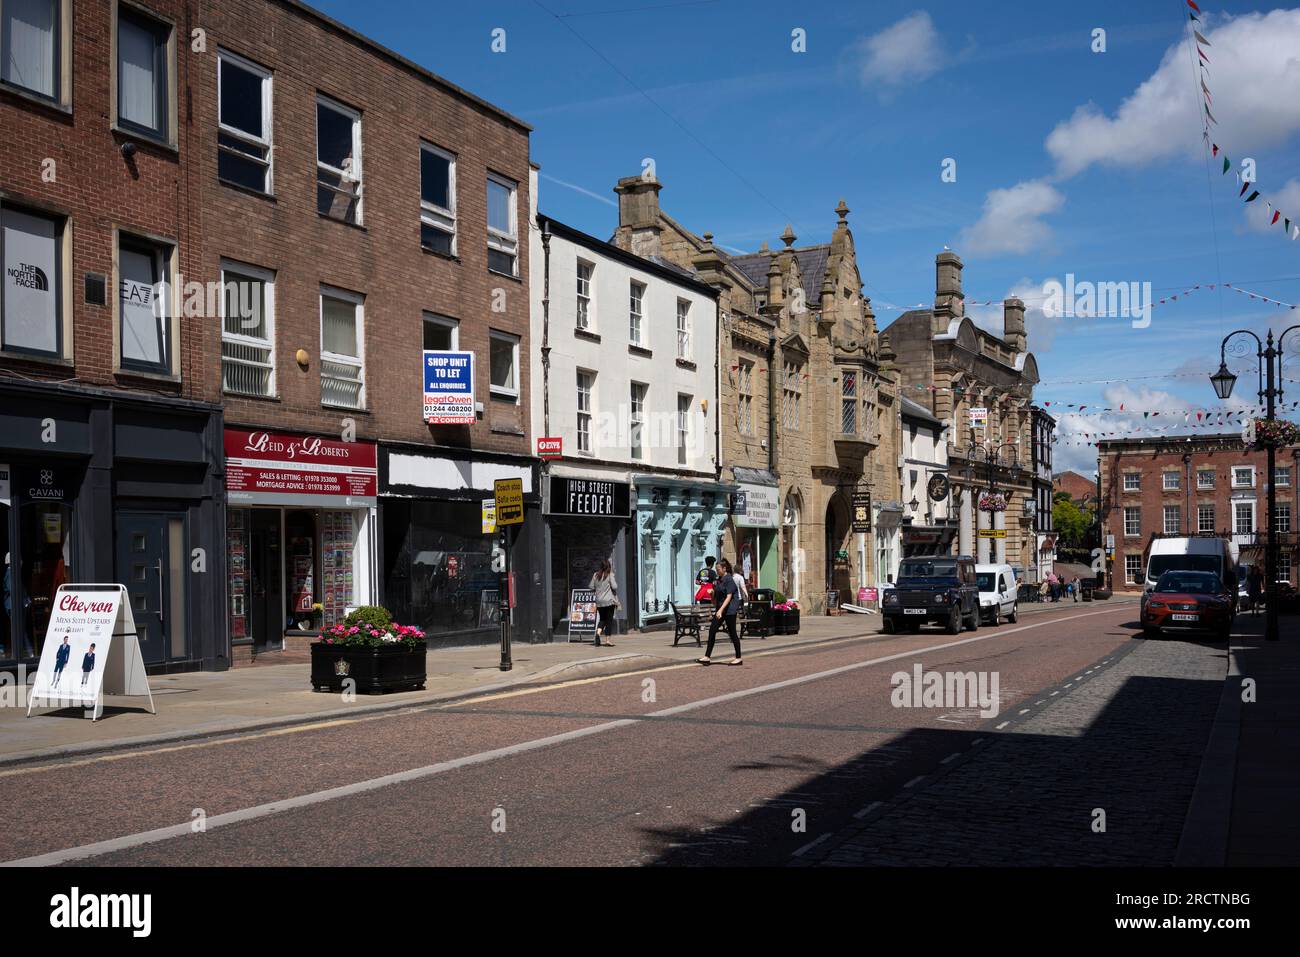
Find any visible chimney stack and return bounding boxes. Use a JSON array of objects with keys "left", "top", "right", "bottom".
[
  {"left": 613, "top": 174, "right": 663, "bottom": 258},
  {"left": 1003, "top": 297, "right": 1026, "bottom": 353},
  {"left": 933, "top": 250, "right": 964, "bottom": 334}
]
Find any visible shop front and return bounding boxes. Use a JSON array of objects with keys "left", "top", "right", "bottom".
[
  {"left": 2, "top": 381, "right": 224, "bottom": 673},
  {"left": 224, "top": 428, "right": 377, "bottom": 654},
  {"left": 633, "top": 476, "right": 735, "bottom": 627},
  {"left": 730, "top": 468, "right": 779, "bottom": 591},
  {"left": 380, "top": 444, "right": 545, "bottom": 648},
  {"left": 544, "top": 470, "right": 633, "bottom": 637}
]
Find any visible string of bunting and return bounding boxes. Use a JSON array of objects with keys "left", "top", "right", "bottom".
[{"left": 1188, "top": 1, "right": 1300, "bottom": 244}]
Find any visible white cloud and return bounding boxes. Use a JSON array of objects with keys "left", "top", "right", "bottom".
[
  {"left": 1244, "top": 177, "right": 1300, "bottom": 233},
  {"left": 852, "top": 11, "right": 943, "bottom": 91},
  {"left": 1050, "top": 383, "right": 1254, "bottom": 473},
  {"left": 958, "top": 180, "right": 1065, "bottom": 257},
  {"left": 965, "top": 277, "right": 1061, "bottom": 351},
  {"left": 1045, "top": 9, "right": 1300, "bottom": 179}
]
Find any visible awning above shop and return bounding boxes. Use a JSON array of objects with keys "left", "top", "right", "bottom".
[
  {"left": 731, "top": 466, "right": 778, "bottom": 487},
  {"left": 902, "top": 522, "right": 959, "bottom": 557}
]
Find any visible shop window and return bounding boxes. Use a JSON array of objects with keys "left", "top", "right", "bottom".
[
  {"left": 118, "top": 234, "right": 173, "bottom": 375},
  {"left": 18, "top": 500, "right": 72, "bottom": 659},
  {"left": 1, "top": 204, "right": 64, "bottom": 358},
  {"left": 383, "top": 500, "right": 496, "bottom": 638}
]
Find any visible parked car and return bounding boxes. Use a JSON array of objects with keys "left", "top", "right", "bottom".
[
  {"left": 1140, "top": 570, "right": 1234, "bottom": 640},
  {"left": 975, "top": 563, "right": 1019, "bottom": 625},
  {"left": 1145, "top": 536, "right": 1239, "bottom": 612},
  {"left": 881, "top": 556, "right": 980, "bottom": 635}
]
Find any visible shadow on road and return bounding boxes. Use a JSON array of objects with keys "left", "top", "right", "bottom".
[{"left": 639, "top": 660, "right": 1222, "bottom": 866}]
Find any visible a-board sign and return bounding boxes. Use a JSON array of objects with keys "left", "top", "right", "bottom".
[
  {"left": 26, "top": 584, "right": 156, "bottom": 722},
  {"left": 494, "top": 477, "right": 524, "bottom": 526},
  {"left": 567, "top": 588, "right": 598, "bottom": 642}
]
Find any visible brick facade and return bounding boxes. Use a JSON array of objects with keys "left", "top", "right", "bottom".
[
  {"left": 1098, "top": 436, "right": 1300, "bottom": 591},
  {"left": 194, "top": 0, "right": 532, "bottom": 449},
  {"left": 1054, "top": 469, "right": 1098, "bottom": 507}
]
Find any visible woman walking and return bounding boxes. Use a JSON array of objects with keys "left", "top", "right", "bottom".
[
  {"left": 589, "top": 559, "right": 619, "bottom": 647},
  {"left": 1248, "top": 565, "right": 1264, "bottom": 616},
  {"left": 698, "top": 558, "right": 743, "bottom": 666}
]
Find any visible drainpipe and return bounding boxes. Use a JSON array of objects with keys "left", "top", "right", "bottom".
[
  {"left": 1184, "top": 451, "right": 1192, "bottom": 535},
  {"left": 540, "top": 218, "right": 552, "bottom": 438},
  {"left": 768, "top": 335, "right": 778, "bottom": 472},
  {"left": 715, "top": 304, "right": 722, "bottom": 482}
]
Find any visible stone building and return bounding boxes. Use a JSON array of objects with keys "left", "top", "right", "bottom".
[
  {"left": 882, "top": 252, "right": 1041, "bottom": 574},
  {"left": 611, "top": 176, "right": 900, "bottom": 612}
]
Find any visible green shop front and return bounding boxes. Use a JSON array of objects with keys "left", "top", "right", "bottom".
[{"left": 633, "top": 476, "right": 735, "bottom": 627}]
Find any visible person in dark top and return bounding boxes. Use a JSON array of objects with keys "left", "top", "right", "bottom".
[
  {"left": 80, "top": 643, "right": 96, "bottom": 686},
  {"left": 698, "top": 558, "right": 742, "bottom": 666},
  {"left": 53, "top": 634, "right": 71, "bottom": 688},
  {"left": 695, "top": 556, "right": 717, "bottom": 586}
]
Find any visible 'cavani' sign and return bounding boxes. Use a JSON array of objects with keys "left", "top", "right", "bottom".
[{"left": 548, "top": 477, "right": 631, "bottom": 518}]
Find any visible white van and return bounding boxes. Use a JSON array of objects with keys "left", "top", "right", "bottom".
[
  {"left": 1144, "top": 536, "right": 1239, "bottom": 608},
  {"left": 975, "top": 563, "right": 1018, "bottom": 625}
]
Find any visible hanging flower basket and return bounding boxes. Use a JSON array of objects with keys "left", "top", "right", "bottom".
[
  {"left": 1251, "top": 418, "right": 1300, "bottom": 449},
  {"left": 978, "top": 493, "right": 1008, "bottom": 513}
]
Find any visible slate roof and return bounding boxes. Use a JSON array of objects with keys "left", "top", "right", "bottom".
[{"left": 723, "top": 244, "right": 833, "bottom": 296}]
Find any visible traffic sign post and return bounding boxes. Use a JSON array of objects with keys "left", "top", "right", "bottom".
[{"left": 493, "top": 479, "right": 525, "bottom": 671}]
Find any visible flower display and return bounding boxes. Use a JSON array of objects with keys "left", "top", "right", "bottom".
[
  {"left": 1251, "top": 418, "right": 1300, "bottom": 449},
  {"left": 978, "top": 493, "right": 1008, "bottom": 513},
  {"left": 320, "top": 622, "right": 426, "bottom": 648},
  {"left": 773, "top": 600, "right": 799, "bottom": 611}
]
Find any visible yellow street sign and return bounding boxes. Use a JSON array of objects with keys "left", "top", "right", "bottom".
[
  {"left": 494, "top": 478, "right": 524, "bottom": 526},
  {"left": 978, "top": 528, "right": 1008, "bottom": 539}
]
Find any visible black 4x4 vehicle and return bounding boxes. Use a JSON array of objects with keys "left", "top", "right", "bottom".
[{"left": 881, "top": 556, "right": 981, "bottom": 634}]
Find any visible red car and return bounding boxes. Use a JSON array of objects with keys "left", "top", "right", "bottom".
[{"left": 1141, "top": 570, "right": 1234, "bottom": 640}]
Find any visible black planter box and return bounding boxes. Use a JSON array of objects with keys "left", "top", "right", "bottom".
[
  {"left": 772, "top": 609, "right": 801, "bottom": 635},
  {"left": 311, "top": 641, "right": 427, "bottom": 693}
]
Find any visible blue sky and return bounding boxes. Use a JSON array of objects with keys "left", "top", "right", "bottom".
[{"left": 311, "top": 0, "right": 1300, "bottom": 471}]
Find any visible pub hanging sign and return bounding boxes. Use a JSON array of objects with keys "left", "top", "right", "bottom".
[
  {"left": 548, "top": 476, "right": 632, "bottom": 518},
  {"left": 852, "top": 491, "right": 872, "bottom": 533}
]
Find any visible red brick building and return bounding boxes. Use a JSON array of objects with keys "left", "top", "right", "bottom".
[
  {"left": 2, "top": 0, "right": 543, "bottom": 671},
  {"left": 1097, "top": 435, "right": 1300, "bottom": 592},
  {"left": 1053, "top": 469, "right": 1097, "bottom": 508},
  {"left": 187, "top": 0, "right": 543, "bottom": 659},
  {"left": 1, "top": 0, "right": 225, "bottom": 672}
]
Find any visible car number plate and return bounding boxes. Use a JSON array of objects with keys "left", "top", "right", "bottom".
[
  {"left": 903, "top": 608, "right": 927, "bottom": 615},
  {"left": 1171, "top": 613, "right": 1198, "bottom": 621}
]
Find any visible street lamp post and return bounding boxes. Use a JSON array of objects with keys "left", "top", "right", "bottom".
[
  {"left": 1210, "top": 326, "right": 1300, "bottom": 642},
  {"left": 966, "top": 429, "right": 1023, "bottom": 565}
]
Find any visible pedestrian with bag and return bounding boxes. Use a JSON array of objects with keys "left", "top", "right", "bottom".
[
  {"left": 698, "top": 558, "right": 743, "bottom": 666},
  {"left": 589, "top": 559, "right": 620, "bottom": 647}
]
